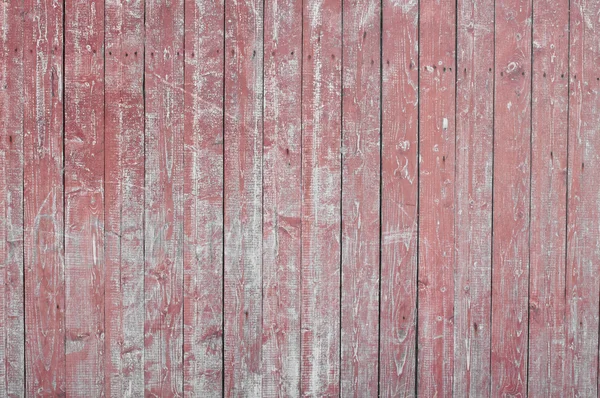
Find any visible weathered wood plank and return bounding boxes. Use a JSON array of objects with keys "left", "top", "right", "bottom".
[
  {"left": 417, "top": 0, "right": 456, "bottom": 395},
  {"left": 528, "top": 0, "right": 569, "bottom": 395},
  {"left": 223, "top": 0, "right": 263, "bottom": 394},
  {"left": 144, "top": 0, "right": 185, "bottom": 395},
  {"left": 340, "top": 0, "right": 380, "bottom": 395},
  {"left": 0, "top": 0, "right": 24, "bottom": 395},
  {"left": 566, "top": 0, "right": 600, "bottom": 395},
  {"left": 64, "top": 0, "right": 105, "bottom": 394},
  {"left": 454, "top": 0, "right": 494, "bottom": 395},
  {"left": 23, "top": 0, "right": 65, "bottom": 395},
  {"left": 105, "top": 1, "right": 145, "bottom": 396},
  {"left": 262, "top": 0, "right": 302, "bottom": 395},
  {"left": 301, "top": 0, "right": 342, "bottom": 395},
  {"left": 183, "top": 0, "right": 224, "bottom": 395},
  {"left": 491, "top": 0, "right": 532, "bottom": 394},
  {"left": 379, "top": 0, "right": 419, "bottom": 395}
]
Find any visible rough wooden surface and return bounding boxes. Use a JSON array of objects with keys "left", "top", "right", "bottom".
[
  {"left": 223, "top": 0, "right": 263, "bottom": 395},
  {"left": 23, "top": 0, "right": 65, "bottom": 395},
  {"left": 105, "top": 0, "right": 145, "bottom": 396},
  {"left": 0, "top": 0, "right": 24, "bottom": 396},
  {"left": 454, "top": 0, "right": 494, "bottom": 396},
  {"left": 3, "top": 1, "right": 600, "bottom": 396},
  {"left": 418, "top": 0, "right": 456, "bottom": 395},
  {"left": 144, "top": 0, "right": 185, "bottom": 395},
  {"left": 64, "top": 0, "right": 105, "bottom": 395},
  {"left": 263, "top": 0, "right": 302, "bottom": 396},
  {"left": 183, "top": 0, "right": 224, "bottom": 396},
  {"left": 528, "top": 0, "right": 569, "bottom": 395}
]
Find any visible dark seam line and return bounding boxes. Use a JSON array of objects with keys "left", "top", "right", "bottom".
[
  {"left": 299, "top": 0, "right": 304, "bottom": 393},
  {"left": 339, "top": 0, "right": 345, "bottom": 394},
  {"left": 565, "top": 0, "right": 571, "bottom": 392},
  {"left": 377, "top": 0, "right": 383, "bottom": 395},
  {"left": 142, "top": 0, "right": 147, "bottom": 392},
  {"left": 488, "top": 0, "right": 496, "bottom": 394},
  {"left": 414, "top": 0, "right": 421, "bottom": 395},
  {"left": 62, "top": 0, "right": 67, "bottom": 391},
  {"left": 20, "top": 0, "right": 25, "bottom": 392},
  {"left": 102, "top": 0, "right": 107, "bottom": 392},
  {"left": 260, "top": 0, "right": 265, "bottom": 392},
  {"left": 526, "top": 0, "right": 534, "bottom": 394},
  {"left": 221, "top": 0, "right": 226, "bottom": 395},
  {"left": 181, "top": 0, "right": 186, "bottom": 394}
]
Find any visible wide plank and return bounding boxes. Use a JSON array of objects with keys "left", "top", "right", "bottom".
[
  {"left": 262, "top": 0, "right": 302, "bottom": 395},
  {"left": 183, "top": 0, "right": 224, "bottom": 395}
]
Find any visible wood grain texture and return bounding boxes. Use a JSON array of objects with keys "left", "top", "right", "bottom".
[
  {"left": 528, "top": 0, "right": 569, "bottom": 395},
  {"left": 566, "top": 0, "right": 600, "bottom": 395},
  {"left": 183, "top": 0, "right": 224, "bottom": 396},
  {"left": 340, "top": 0, "right": 380, "bottom": 395},
  {"left": 491, "top": 0, "right": 532, "bottom": 395},
  {"left": 454, "top": 0, "right": 494, "bottom": 395},
  {"left": 64, "top": 0, "right": 105, "bottom": 394},
  {"left": 379, "top": 0, "right": 419, "bottom": 396},
  {"left": 417, "top": 0, "right": 456, "bottom": 396},
  {"left": 223, "top": 0, "right": 263, "bottom": 394},
  {"left": 144, "top": 0, "right": 185, "bottom": 395},
  {"left": 23, "top": 0, "right": 65, "bottom": 395},
  {"left": 301, "top": 0, "right": 342, "bottom": 396},
  {"left": 0, "top": 0, "right": 25, "bottom": 395},
  {"left": 263, "top": 0, "right": 302, "bottom": 396},
  {"left": 105, "top": 1, "right": 145, "bottom": 396}
]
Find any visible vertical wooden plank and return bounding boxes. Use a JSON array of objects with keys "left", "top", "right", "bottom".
[
  {"left": 183, "top": 0, "right": 224, "bottom": 395},
  {"left": 491, "top": 0, "right": 532, "bottom": 394},
  {"left": 567, "top": 0, "right": 600, "bottom": 395},
  {"left": 528, "top": 0, "right": 569, "bottom": 395},
  {"left": 379, "top": 0, "right": 419, "bottom": 395},
  {"left": 453, "top": 0, "right": 494, "bottom": 395},
  {"left": 301, "top": 0, "right": 342, "bottom": 395},
  {"left": 23, "top": 0, "right": 65, "bottom": 395},
  {"left": 64, "top": 0, "right": 105, "bottom": 394},
  {"left": 417, "top": 0, "right": 456, "bottom": 396},
  {"left": 340, "top": 0, "right": 380, "bottom": 395},
  {"left": 105, "top": 0, "right": 145, "bottom": 396},
  {"left": 144, "top": 0, "right": 185, "bottom": 395},
  {"left": 223, "top": 0, "right": 263, "bottom": 394},
  {"left": 0, "top": 0, "right": 24, "bottom": 395},
  {"left": 262, "top": 0, "right": 302, "bottom": 396}
]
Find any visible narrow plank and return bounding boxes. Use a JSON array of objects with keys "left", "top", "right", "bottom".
[
  {"left": 301, "top": 0, "right": 342, "bottom": 395},
  {"left": 64, "top": 0, "right": 105, "bottom": 394},
  {"left": 262, "top": 0, "right": 302, "bottom": 395},
  {"left": 183, "top": 0, "right": 224, "bottom": 395},
  {"left": 379, "top": 0, "right": 419, "bottom": 395},
  {"left": 566, "top": 0, "right": 600, "bottom": 395},
  {"left": 23, "top": 0, "right": 65, "bottom": 395},
  {"left": 528, "top": 0, "right": 569, "bottom": 395},
  {"left": 0, "top": 0, "right": 24, "bottom": 395},
  {"left": 453, "top": 0, "right": 494, "bottom": 395},
  {"left": 417, "top": 0, "right": 456, "bottom": 395},
  {"left": 223, "top": 0, "right": 263, "bottom": 394},
  {"left": 340, "top": 0, "right": 380, "bottom": 395},
  {"left": 491, "top": 0, "right": 532, "bottom": 394},
  {"left": 105, "top": 0, "right": 145, "bottom": 396},
  {"left": 144, "top": 0, "right": 185, "bottom": 395}
]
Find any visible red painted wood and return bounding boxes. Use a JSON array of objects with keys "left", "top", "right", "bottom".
[
  {"left": 262, "top": 0, "right": 302, "bottom": 395},
  {"left": 0, "top": 0, "right": 24, "bottom": 395},
  {"left": 340, "top": 0, "right": 380, "bottom": 395},
  {"left": 301, "top": 0, "right": 342, "bottom": 396},
  {"left": 23, "top": 0, "right": 65, "bottom": 395},
  {"left": 528, "top": 0, "right": 569, "bottom": 395},
  {"left": 144, "top": 0, "right": 185, "bottom": 395},
  {"left": 183, "top": 0, "right": 224, "bottom": 396},
  {"left": 105, "top": 0, "right": 145, "bottom": 396},
  {"left": 566, "top": 0, "right": 600, "bottom": 395},
  {"left": 454, "top": 0, "right": 494, "bottom": 395},
  {"left": 64, "top": 0, "right": 105, "bottom": 394},
  {"left": 417, "top": 0, "right": 456, "bottom": 396},
  {"left": 379, "top": 0, "right": 419, "bottom": 395},
  {"left": 223, "top": 0, "right": 263, "bottom": 394},
  {"left": 491, "top": 0, "right": 532, "bottom": 395}
]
